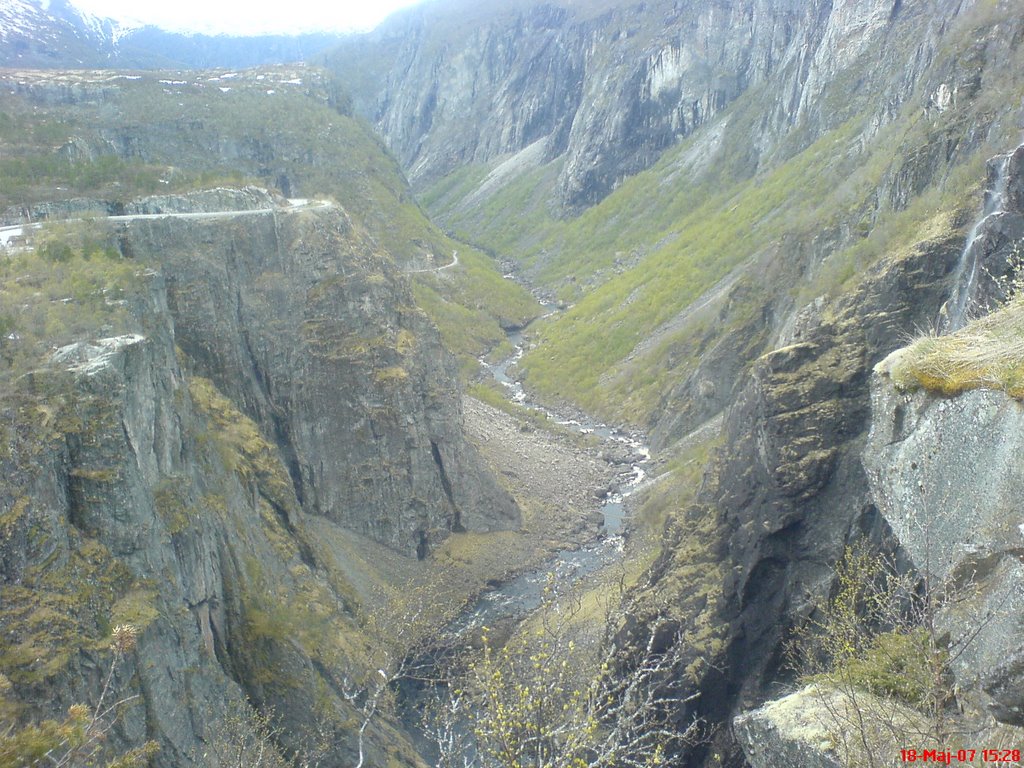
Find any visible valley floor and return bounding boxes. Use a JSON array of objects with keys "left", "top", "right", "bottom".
[
  {"left": 464, "top": 395, "right": 610, "bottom": 542},
  {"left": 419, "top": 395, "right": 619, "bottom": 603}
]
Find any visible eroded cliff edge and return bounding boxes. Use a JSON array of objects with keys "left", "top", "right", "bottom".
[{"left": 0, "top": 190, "right": 517, "bottom": 765}]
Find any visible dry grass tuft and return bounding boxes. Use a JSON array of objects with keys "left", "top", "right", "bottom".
[{"left": 885, "top": 300, "right": 1024, "bottom": 397}]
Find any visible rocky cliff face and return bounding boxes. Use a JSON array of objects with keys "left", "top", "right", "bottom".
[
  {"left": 731, "top": 276, "right": 1024, "bottom": 765},
  {"left": 2, "top": 271, "right": 293, "bottom": 764},
  {"left": 8, "top": 1, "right": 1009, "bottom": 764},
  {"left": 0, "top": 67, "right": 401, "bottom": 260},
  {"left": 326, "top": 0, "right": 1024, "bottom": 452},
  {"left": 0, "top": 67, "right": 541, "bottom": 365},
  {"left": 866, "top": 374, "right": 1024, "bottom": 726},
  {"left": 330, "top": 0, "right": 976, "bottom": 213},
  {"left": 108, "top": 192, "right": 518, "bottom": 556},
  {"left": 0, "top": 190, "right": 516, "bottom": 765}
]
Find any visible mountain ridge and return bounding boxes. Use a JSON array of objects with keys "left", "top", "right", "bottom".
[{"left": 0, "top": 0, "right": 352, "bottom": 69}]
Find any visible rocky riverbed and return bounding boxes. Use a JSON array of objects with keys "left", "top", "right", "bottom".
[{"left": 464, "top": 395, "right": 615, "bottom": 542}]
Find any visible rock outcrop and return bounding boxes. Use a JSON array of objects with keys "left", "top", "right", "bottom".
[
  {"left": 734, "top": 684, "right": 928, "bottom": 768},
  {"left": 0, "top": 190, "right": 517, "bottom": 765},
  {"left": 865, "top": 377, "right": 1024, "bottom": 726},
  {"left": 734, "top": 689, "right": 844, "bottom": 768},
  {"left": 2, "top": 270, "right": 259, "bottom": 766}
]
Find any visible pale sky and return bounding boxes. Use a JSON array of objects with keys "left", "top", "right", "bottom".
[{"left": 70, "top": 0, "right": 425, "bottom": 36}]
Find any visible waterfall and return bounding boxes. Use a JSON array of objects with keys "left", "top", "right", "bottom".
[{"left": 940, "top": 153, "right": 1012, "bottom": 332}]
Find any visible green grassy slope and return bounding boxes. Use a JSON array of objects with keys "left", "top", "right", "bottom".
[{"left": 421, "top": 5, "right": 1024, "bottom": 426}]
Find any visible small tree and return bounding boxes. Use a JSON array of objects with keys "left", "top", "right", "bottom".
[
  {"left": 788, "top": 544, "right": 934, "bottom": 768},
  {"left": 788, "top": 540, "right": 1008, "bottom": 768},
  {"left": 432, "top": 575, "right": 702, "bottom": 768},
  {"left": 203, "top": 701, "right": 300, "bottom": 768},
  {"left": 0, "top": 625, "right": 159, "bottom": 768}
]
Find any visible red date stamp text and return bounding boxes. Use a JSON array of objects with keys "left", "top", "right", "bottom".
[{"left": 900, "top": 749, "right": 1021, "bottom": 763}]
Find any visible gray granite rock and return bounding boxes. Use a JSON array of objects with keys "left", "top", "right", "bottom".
[
  {"left": 735, "top": 684, "right": 926, "bottom": 768},
  {"left": 865, "top": 373, "right": 1024, "bottom": 725}
]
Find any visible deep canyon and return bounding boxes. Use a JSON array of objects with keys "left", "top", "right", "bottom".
[{"left": 2, "top": 0, "right": 1024, "bottom": 766}]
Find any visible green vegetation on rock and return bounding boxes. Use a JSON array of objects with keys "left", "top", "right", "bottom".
[
  {"left": 0, "top": 536, "right": 145, "bottom": 685},
  {"left": 630, "top": 437, "right": 729, "bottom": 685},
  {"left": 189, "top": 375, "right": 298, "bottom": 515},
  {"left": 0, "top": 231, "right": 139, "bottom": 382}
]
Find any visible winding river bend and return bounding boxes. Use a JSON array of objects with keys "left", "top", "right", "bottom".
[
  {"left": 450, "top": 303, "right": 652, "bottom": 636},
  {"left": 399, "top": 299, "right": 653, "bottom": 755}
]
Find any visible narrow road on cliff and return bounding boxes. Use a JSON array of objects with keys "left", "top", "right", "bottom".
[
  {"left": 0, "top": 198, "right": 333, "bottom": 250},
  {"left": 104, "top": 198, "right": 334, "bottom": 222},
  {"left": 405, "top": 250, "right": 459, "bottom": 273}
]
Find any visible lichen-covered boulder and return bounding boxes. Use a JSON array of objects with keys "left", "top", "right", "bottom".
[{"left": 734, "top": 684, "right": 926, "bottom": 768}]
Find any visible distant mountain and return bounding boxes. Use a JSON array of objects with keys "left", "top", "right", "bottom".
[
  {"left": 0, "top": 0, "right": 349, "bottom": 69},
  {"left": 114, "top": 27, "right": 350, "bottom": 70},
  {"left": 0, "top": 0, "right": 120, "bottom": 66}
]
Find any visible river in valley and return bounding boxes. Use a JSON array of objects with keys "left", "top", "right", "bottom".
[
  {"left": 398, "top": 294, "right": 653, "bottom": 755},
  {"left": 448, "top": 318, "right": 651, "bottom": 636}
]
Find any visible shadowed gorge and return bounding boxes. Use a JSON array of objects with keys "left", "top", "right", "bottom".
[{"left": 4, "top": 0, "right": 1024, "bottom": 766}]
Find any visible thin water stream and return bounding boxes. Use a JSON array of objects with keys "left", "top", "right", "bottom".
[
  {"left": 943, "top": 153, "right": 1012, "bottom": 331},
  {"left": 453, "top": 306, "right": 650, "bottom": 635},
  {"left": 398, "top": 290, "right": 652, "bottom": 756}
]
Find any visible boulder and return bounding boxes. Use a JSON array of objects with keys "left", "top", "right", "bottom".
[{"left": 865, "top": 374, "right": 1024, "bottom": 725}]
